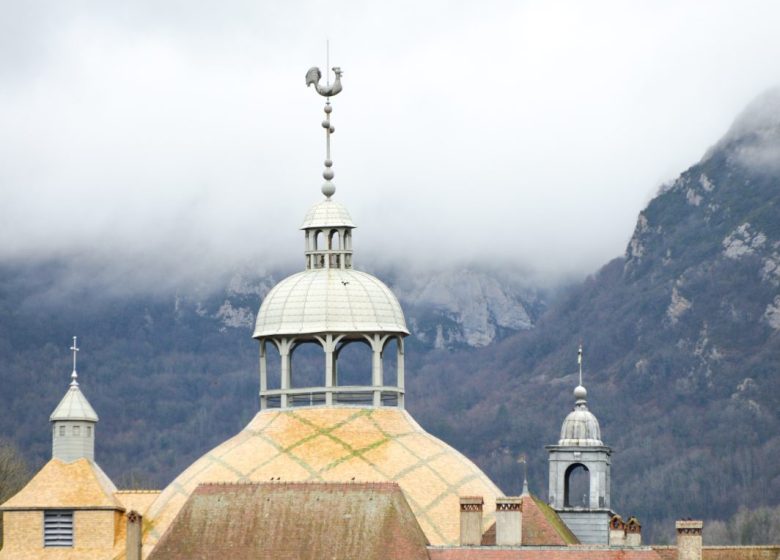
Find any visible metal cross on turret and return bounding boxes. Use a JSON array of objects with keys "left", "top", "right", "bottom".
[
  {"left": 305, "top": 47, "right": 343, "bottom": 199},
  {"left": 70, "top": 336, "right": 80, "bottom": 386}
]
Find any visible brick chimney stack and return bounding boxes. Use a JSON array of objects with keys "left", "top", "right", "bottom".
[
  {"left": 495, "top": 497, "right": 522, "bottom": 546},
  {"left": 459, "top": 496, "right": 484, "bottom": 546},
  {"left": 126, "top": 510, "right": 142, "bottom": 560},
  {"left": 625, "top": 516, "right": 642, "bottom": 546},
  {"left": 676, "top": 520, "right": 703, "bottom": 560},
  {"left": 609, "top": 515, "right": 626, "bottom": 546}
]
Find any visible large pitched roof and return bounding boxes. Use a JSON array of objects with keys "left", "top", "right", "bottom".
[
  {"left": 148, "top": 482, "right": 430, "bottom": 560},
  {"left": 481, "top": 495, "right": 579, "bottom": 546},
  {"left": 144, "top": 407, "right": 503, "bottom": 550},
  {"left": 0, "top": 458, "right": 120, "bottom": 510}
]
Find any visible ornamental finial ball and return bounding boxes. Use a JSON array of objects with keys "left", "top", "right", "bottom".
[
  {"left": 574, "top": 385, "right": 587, "bottom": 400},
  {"left": 322, "top": 181, "right": 336, "bottom": 198}
]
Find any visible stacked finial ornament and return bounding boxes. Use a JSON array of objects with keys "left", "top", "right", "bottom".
[
  {"left": 305, "top": 64, "right": 343, "bottom": 198},
  {"left": 70, "top": 336, "right": 79, "bottom": 386},
  {"left": 574, "top": 343, "right": 587, "bottom": 401}
]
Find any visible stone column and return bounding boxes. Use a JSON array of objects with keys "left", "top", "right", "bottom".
[
  {"left": 397, "top": 337, "right": 405, "bottom": 409},
  {"left": 495, "top": 497, "right": 522, "bottom": 546},
  {"left": 459, "top": 496, "right": 484, "bottom": 546},
  {"left": 676, "top": 520, "right": 703, "bottom": 560},
  {"left": 278, "top": 339, "right": 293, "bottom": 408},
  {"left": 367, "top": 334, "right": 388, "bottom": 406},
  {"left": 321, "top": 334, "right": 341, "bottom": 406},
  {"left": 259, "top": 340, "right": 267, "bottom": 410}
]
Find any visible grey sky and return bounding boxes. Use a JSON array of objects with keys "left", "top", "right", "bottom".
[{"left": 1, "top": 0, "right": 779, "bottom": 288}]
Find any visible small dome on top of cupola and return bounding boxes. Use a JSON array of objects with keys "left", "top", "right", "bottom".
[{"left": 301, "top": 198, "right": 355, "bottom": 229}]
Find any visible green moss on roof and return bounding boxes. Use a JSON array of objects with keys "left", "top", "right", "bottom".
[{"left": 531, "top": 495, "right": 579, "bottom": 545}]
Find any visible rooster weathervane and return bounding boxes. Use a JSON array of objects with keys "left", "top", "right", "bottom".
[{"left": 306, "top": 41, "right": 343, "bottom": 199}]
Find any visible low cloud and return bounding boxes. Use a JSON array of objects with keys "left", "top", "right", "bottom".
[{"left": 2, "top": 1, "right": 780, "bottom": 292}]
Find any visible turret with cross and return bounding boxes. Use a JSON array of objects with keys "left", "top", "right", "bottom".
[{"left": 50, "top": 337, "right": 100, "bottom": 462}]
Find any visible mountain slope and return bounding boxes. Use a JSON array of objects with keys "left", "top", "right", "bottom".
[{"left": 409, "top": 89, "right": 780, "bottom": 541}]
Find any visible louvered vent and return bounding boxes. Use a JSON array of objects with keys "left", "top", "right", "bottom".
[{"left": 43, "top": 510, "right": 73, "bottom": 547}]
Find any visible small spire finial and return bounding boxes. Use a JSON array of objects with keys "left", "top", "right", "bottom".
[
  {"left": 573, "top": 342, "right": 587, "bottom": 403},
  {"left": 305, "top": 46, "right": 343, "bottom": 200},
  {"left": 69, "top": 336, "right": 80, "bottom": 386},
  {"left": 518, "top": 453, "right": 529, "bottom": 496}
]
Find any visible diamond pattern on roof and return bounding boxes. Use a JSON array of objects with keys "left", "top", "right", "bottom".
[{"left": 143, "top": 407, "right": 503, "bottom": 554}]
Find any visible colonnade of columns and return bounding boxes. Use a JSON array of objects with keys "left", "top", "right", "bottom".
[{"left": 258, "top": 332, "right": 405, "bottom": 409}]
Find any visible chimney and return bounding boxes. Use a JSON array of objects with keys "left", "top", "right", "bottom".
[
  {"left": 676, "top": 520, "right": 703, "bottom": 560},
  {"left": 609, "top": 515, "right": 626, "bottom": 546},
  {"left": 495, "top": 497, "right": 522, "bottom": 546},
  {"left": 459, "top": 496, "right": 484, "bottom": 546},
  {"left": 625, "top": 516, "right": 642, "bottom": 546},
  {"left": 126, "top": 510, "right": 143, "bottom": 560}
]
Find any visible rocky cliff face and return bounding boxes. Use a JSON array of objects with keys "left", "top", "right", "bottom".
[{"left": 206, "top": 266, "right": 542, "bottom": 348}]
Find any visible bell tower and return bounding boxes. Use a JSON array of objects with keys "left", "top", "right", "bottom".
[{"left": 546, "top": 346, "right": 613, "bottom": 544}]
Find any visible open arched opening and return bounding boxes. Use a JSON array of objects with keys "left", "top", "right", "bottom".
[
  {"left": 334, "top": 338, "right": 373, "bottom": 404},
  {"left": 264, "top": 340, "right": 281, "bottom": 390},
  {"left": 382, "top": 337, "right": 398, "bottom": 387},
  {"left": 564, "top": 463, "right": 590, "bottom": 508},
  {"left": 313, "top": 230, "right": 323, "bottom": 251},
  {"left": 289, "top": 340, "right": 324, "bottom": 405},
  {"left": 329, "top": 229, "right": 340, "bottom": 250}
]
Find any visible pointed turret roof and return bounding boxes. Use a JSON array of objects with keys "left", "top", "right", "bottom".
[
  {"left": 50, "top": 336, "right": 98, "bottom": 422},
  {"left": 50, "top": 383, "right": 99, "bottom": 422}
]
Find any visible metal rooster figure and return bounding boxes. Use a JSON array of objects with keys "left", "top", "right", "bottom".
[
  {"left": 305, "top": 66, "right": 343, "bottom": 97},
  {"left": 306, "top": 61, "right": 343, "bottom": 199}
]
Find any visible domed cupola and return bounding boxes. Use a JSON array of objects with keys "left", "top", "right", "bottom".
[
  {"left": 559, "top": 385, "right": 603, "bottom": 446},
  {"left": 253, "top": 67, "right": 409, "bottom": 410}
]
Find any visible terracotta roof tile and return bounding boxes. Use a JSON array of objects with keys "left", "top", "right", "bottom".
[{"left": 481, "top": 495, "right": 579, "bottom": 546}]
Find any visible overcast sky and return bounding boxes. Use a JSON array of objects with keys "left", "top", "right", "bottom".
[{"left": 1, "top": 0, "right": 779, "bottom": 289}]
